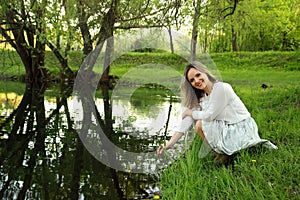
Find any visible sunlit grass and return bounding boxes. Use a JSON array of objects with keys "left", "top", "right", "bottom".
[{"left": 0, "top": 81, "right": 25, "bottom": 94}]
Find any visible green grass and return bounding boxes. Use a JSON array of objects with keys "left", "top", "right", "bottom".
[
  {"left": 0, "top": 81, "right": 25, "bottom": 94},
  {"left": 0, "top": 50, "right": 84, "bottom": 78},
  {"left": 160, "top": 137, "right": 300, "bottom": 199},
  {"left": 211, "top": 51, "right": 300, "bottom": 71},
  {"left": 0, "top": 50, "right": 299, "bottom": 78}
]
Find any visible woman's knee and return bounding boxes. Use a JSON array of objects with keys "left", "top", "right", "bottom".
[{"left": 195, "top": 120, "right": 207, "bottom": 142}]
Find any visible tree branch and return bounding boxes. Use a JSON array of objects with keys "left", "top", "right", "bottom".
[
  {"left": 223, "top": 0, "right": 238, "bottom": 19},
  {"left": 115, "top": 24, "right": 166, "bottom": 30},
  {"left": 45, "top": 39, "right": 74, "bottom": 75},
  {"left": 118, "top": 8, "right": 165, "bottom": 23},
  {"left": 0, "top": 39, "right": 15, "bottom": 44},
  {"left": 118, "top": 1, "right": 176, "bottom": 23},
  {"left": 0, "top": 27, "right": 17, "bottom": 49}
]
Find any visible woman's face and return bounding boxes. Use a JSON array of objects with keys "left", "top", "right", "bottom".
[{"left": 187, "top": 67, "right": 210, "bottom": 90}]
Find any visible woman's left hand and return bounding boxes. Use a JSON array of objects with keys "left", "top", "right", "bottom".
[{"left": 182, "top": 109, "right": 193, "bottom": 119}]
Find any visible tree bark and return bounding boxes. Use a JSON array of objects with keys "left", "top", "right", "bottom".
[
  {"left": 78, "top": 0, "right": 93, "bottom": 56},
  {"left": 191, "top": 0, "right": 201, "bottom": 61},
  {"left": 3, "top": 3, "right": 47, "bottom": 83},
  {"left": 231, "top": 26, "right": 238, "bottom": 51},
  {"left": 167, "top": 25, "right": 174, "bottom": 54},
  {"left": 97, "top": 1, "right": 118, "bottom": 82}
]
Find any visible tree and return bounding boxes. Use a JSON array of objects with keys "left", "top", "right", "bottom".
[
  {"left": 0, "top": 0, "right": 75, "bottom": 83},
  {"left": 194, "top": 0, "right": 300, "bottom": 52},
  {"left": 190, "top": 0, "right": 202, "bottom": 60},
  {"left": 75, "top": 0, "right": 183, "bottom": 81},
  {"left": 0, "top": 0, "right": 47, "bottom": 83},
  {"left": 184, "top": 0, "right": 239, "bottom": 57}
]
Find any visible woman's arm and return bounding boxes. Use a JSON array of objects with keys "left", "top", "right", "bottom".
[
  {"left": 157, "top": 132, "right": 184, "bottom": 155},
  {"left": 157, "top": 109, "right": 195, "bottom": 155}
]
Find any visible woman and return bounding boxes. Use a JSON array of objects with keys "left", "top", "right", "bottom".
[{"left": 157, "top": 61, "right": 277, "bottom": 164}]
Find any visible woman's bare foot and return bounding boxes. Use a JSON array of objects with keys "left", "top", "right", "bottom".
[
  {"left": 213, "top": 154, "right": 230, "bottom": 165},
  {"left": 213, "top": 153, "right": 221, "bottom": 162}
]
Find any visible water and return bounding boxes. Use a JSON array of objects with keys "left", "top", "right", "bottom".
[{"left": 0, "top": 81, "right": 192, "bottom": 199}]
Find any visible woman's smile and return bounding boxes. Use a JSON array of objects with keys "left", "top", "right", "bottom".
[
  {"left": 187, "top": 68, "right": 207, "bottom": 90},
  {"left": 195, "top": 80, "right": 203, "bottom": 88}
]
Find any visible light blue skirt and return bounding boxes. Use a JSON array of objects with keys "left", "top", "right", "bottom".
[{"left": 202, "top": 117, "right": 277, "bottom": 155}]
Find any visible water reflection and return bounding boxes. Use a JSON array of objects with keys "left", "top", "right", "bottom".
[{"left": 0, "top": 81, "right": 193, "bottom": 199}]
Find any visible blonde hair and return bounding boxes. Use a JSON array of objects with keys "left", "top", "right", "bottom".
[{"left": 181, "top": 61, "right": 217, "bottom": 109}]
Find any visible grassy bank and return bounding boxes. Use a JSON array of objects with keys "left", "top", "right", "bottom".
[
  {"left": 159, "top": 83, "right": 299, "bottom": 199},
  {"left": 0, "top": 50, "right": 299, "bottom": 80}
]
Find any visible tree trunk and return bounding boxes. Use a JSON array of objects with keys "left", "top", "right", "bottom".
[
  {"left": 4, "top": 3, "right": 47, "bottom": 84},
  {"left": 102, "top": 36, "right": 114, "bottom": 82},
  {"left": 190, "top": 0, "right": 201, "bottom": 61},
  {"left": 97, "top": 2, "right": 117, "bottom": 82},
  {"left": 78, "top": 0, "right": 93, "bottom": 56},
  {"left": 231, "top": 26, "right": 238, "bottom": 51},
  {"left": 167, "top": 25, "right": 174, "bottom": 54},
  {"left": 77, "top": 0, "right": 117, "bottom": 82},
  {"left": 281, "top": 31, "right": 289, "bottom": 51},
  {"left": 203, "top": 28, "right": 208, "bottom": 53}
]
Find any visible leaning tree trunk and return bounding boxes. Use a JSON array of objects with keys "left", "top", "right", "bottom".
[
  {"left": 97, "top": 4, "right": 117, "bottom": 82},
  {"left": 77, "top": 0, "right": 117, "bottom": 83},
  {"left": 78, "top": 0, "right": 93, "bottom": 57}
]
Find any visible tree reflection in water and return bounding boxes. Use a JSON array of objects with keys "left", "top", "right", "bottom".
[{"left": 0, "top": 81, "right": 187, "bottom": 199}]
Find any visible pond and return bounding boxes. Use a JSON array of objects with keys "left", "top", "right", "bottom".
[{"left": 0, "top": 80, "right": 195, "bottom": 199}]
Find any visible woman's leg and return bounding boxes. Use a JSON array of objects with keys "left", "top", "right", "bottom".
[
  {"left": 195, "top": 120, "right": 222, "bottom": 161},
  {"left": 195, "top": 120, "right": 207, "bottom": 143}
]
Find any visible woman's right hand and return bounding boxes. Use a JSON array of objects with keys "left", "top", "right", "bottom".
[
  {"left": 157, "top": 132, "right": 184, "bottom": 155},
  {"left": 157, "top": 145, "right": 164, "bottom": 155}
]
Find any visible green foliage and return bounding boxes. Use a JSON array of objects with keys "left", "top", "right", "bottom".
[
  {"left": 110, "top": 52, "right": 187, "bottom": 76},
  {"left": 0, "top": 81, "right": 25, "bottom": 94},
  {"left": 195, "top": 0, "right": 300, "bottom": 52},
  {"left": 0, "top": 50, "right": 25, "bottom": 78}
]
